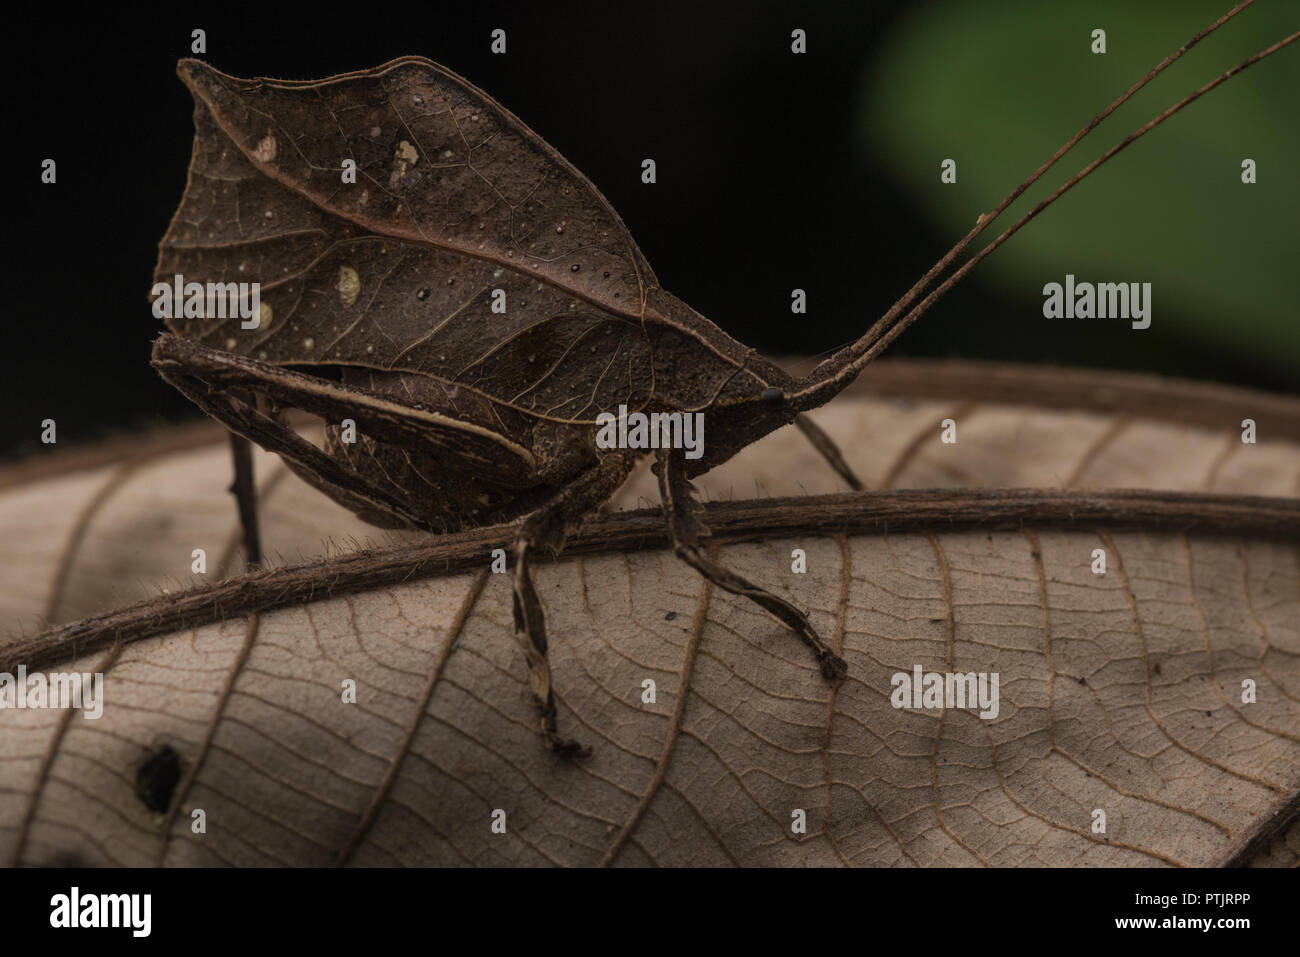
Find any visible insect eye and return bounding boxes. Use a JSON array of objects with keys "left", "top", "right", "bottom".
[{"left": 760, "top": 386, "right": 784, "bottom": 405}]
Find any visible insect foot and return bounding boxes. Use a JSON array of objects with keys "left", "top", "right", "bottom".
[
  {"left": 511, "top": 532, "right": 591, "bottom": 761},
  {"left": 655, "top": 448, "right": 848, "bottom": 682}
]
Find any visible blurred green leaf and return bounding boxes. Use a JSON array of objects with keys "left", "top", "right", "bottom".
[{"left": 861, "top": 0, "right": 1299, "bottom": 374}]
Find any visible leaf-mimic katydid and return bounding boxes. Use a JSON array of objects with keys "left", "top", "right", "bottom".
[{"left": 150, "top": 3, "right": 1296, "bottom": 756}]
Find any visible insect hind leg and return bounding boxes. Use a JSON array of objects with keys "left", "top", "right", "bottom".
[
  {"left": 152, "top": 334, "right": 436, "bottom": 532},
  {"left": 655, "top": 447, "right": 847, "bottom": 680}
]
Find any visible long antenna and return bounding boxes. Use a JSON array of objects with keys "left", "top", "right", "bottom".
[{"left": 792, "top": 2, "right": 1295, "bottom": 406}]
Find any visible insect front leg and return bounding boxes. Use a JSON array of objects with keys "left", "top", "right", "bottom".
[
  {"left": 512, "top": 452, "right": 636, "bottom": 759},
  {"left": 793, "top": 413, "right": 864, "bottom": 491},
  {"left": 655, "top": 446, "right": 848, "bottom": 680}
]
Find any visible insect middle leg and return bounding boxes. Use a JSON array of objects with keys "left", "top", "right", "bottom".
[
  {"left": 512, "top": 452, "right": 637, "bottom": 759},
  {"left": 227, "top": 432, "right": 263, "bottom": 568},
  {"left": 654, "top": 446, "right": 847, "bottom": 680}
]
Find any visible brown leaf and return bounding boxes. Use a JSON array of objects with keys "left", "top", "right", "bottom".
[
  {"left": 154, "top": 57, "right": 770, "bottom": 427},
  {"left": 2, "top": 362, "right": 1297, "bottom": 867}
]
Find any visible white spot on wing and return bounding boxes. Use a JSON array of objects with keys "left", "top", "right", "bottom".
[{"left": 252, "top": 131, "right": 277, "bottom": 163}]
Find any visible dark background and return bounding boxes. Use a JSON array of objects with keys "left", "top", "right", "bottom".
[{"left": 7, "top": 0, "right": 1296, "bottom": 460}]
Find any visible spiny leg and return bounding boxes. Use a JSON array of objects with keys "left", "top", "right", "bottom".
[
  {"left": 512, "top": 453, "right": 636, "bottom": 758},
  {"left": 794, "top": 413, "right": 863, "bottom": 491},
  {"left": 655, "top": 447, "right": 847, "bottom": 680},
  {"left": 228, "top": 432, "right": 263, "bottom": 569}
]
